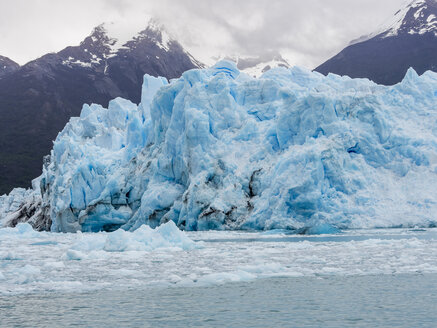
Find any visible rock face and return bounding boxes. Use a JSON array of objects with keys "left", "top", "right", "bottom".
[
  {"left": 0, "top": 20, "right": 202, "bottom": 195},
  {"left": 315, "top": 0, "right": 437, "bottom": 85},
  {"left": 0, "top": 56, "right": 19, "bottom": 78},
  {"left": 2, "top": 62, "right": 437, "bottom": 233}
]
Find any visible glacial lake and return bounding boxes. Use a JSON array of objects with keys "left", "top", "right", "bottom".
[
  {"left": 1, "top": 274, "right": 437, "bottom": 327},
  {"left": 1, "top": 227, "right": 437, "bottom": 327}
]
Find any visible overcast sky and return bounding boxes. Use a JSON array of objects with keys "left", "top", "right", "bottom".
[{"left": 0, "top": 0, "right": 407, "bottom": 68}]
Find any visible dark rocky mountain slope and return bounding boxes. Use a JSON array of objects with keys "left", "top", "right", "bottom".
[
  {"left": 315, "top": 0, "right": 437, "bottom": 85},
  {"left": 0, "top": 55, "right": 19, "bottom": 78},
  {"left": 0, "top": 21, "right": 202, "bottom": 194}
]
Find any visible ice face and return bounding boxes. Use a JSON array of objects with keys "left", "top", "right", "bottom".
[{"left": 2, "top": 62, "right": 437, "bottom": 232}]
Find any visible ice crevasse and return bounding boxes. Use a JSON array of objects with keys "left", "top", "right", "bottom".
[{"left": 1, "top": 61, "right": 437, "bottom": 233}]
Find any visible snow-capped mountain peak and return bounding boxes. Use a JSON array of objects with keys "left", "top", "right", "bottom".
[
  {"left": 97, "top": 17, "right": 173, "bottom": 53},
  {"left": 350, "top": 0, "right": 437, "bottom": 45},
  {"left": 212, "top": 52, "right": 290, "bottom": 77},
  {"left": 0, "top": 55, "right": 19, "bottom": 78},
  {"left": 60, "top": 18, "right": 178, "bottom": 68}
]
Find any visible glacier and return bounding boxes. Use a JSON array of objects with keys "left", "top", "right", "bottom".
[{"left": 1, "top": 61, "right": 437, "bottom": 233}]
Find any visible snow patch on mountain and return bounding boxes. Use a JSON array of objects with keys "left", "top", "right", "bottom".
[
  {"left": 100, "top": 17, "right": 153, "bottom": 53},
  {"left": 239, "top": 58, "right": 290, "bottom": 78},
  {"left": 60, "top": 18, "right": 177, "bottom": 68},
  {"left": 212, "top": 53, "right": 290, "bottom": 78},
  {"left": 0, "top": 55, "right": 20, "bottom": 78},
  {"left": 350, "top": 0, "right": 437, "bottom": 45}
]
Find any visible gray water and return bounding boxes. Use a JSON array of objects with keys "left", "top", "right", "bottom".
[{"left": 1, "top": 274, "right": 436, "bottom": 328}]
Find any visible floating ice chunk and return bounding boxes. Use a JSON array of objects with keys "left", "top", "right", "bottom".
[
  {"left": 196, "top": 271, "right": 257, "bottom": 285},
  {"left": 63, "top": 221, "right": 198, "bottom": 259},
  {"left": 0, "top": 223, "right": 40, "bottom": 237},
  {"left": 103, "top": 221, "right": 198, "bottom": 251},
  {"left": 15, "top": 265, "right": 41, "bottom": 284},
  {"left": 16, "top": 223, "right": 37, "bottom": 234},
  {"left": 0, "top": 251, "right": 22, "bottom": 260},
  {"left": 0, "top": 226, "right": 437, "bottom": 294}
]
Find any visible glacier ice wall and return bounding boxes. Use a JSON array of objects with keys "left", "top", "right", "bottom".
[{"left": 1, "top": 61, "right": 437, "bottom": 232}]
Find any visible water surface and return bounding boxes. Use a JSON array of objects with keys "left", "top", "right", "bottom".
[{"left": 1, "top": 274, "right": 436, "bottom": 327}]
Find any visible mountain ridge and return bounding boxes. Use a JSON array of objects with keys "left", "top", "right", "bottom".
[
  {"left": 213, "top": 52, "right": 290, "bottom": 77},
  {"left": 315, "top": 0, "right": 437, "bottom": 85},
  {"left": 0, "top": 20, "right": 202, "bottom": 195},
  {"left": 0, "top": 55, "right": 20, "bottom": 78}
]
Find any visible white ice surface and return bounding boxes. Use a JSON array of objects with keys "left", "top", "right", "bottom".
[{"left": 1, "top": 224, "right": 437, "bottom": 295}]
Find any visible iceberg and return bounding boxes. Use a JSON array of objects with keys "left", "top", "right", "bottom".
[
  {"left": 1, "top": 61, "right": 437, "bottom": 233},
  {"left": 63, "top": 220, "right": 198, "bottom": 260}
]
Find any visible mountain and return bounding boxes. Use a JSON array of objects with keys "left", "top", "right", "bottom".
[
  {"left": 0, "top": 20, "right": 202, "bottom": 195},
  {"left": 235, "top": 53, "right": 290, "bottom": 77},
  {"left": 315, "top": 0, "right": 437, "bottom": 85},
  {"left": 214, "top": 52, "right": 290, "bottom": 77},
  {"left": 0, "top": 55, "right": 19, "bottom": 78}
]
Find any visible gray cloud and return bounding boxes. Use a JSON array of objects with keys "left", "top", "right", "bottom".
[{"left": 0, "top": 0, "right": 406, "bottom": 68}]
